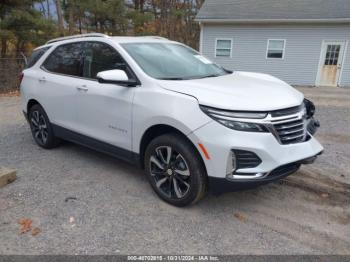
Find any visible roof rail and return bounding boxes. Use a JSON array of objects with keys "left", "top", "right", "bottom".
[
  {"left": 46, "top": 33, "right": 109, "bottom": 44},
  {"left": 138, "top": 36, "right": 168, "bottom": 40}
]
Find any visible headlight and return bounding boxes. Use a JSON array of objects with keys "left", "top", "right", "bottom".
[
  {"left": 200, "top": 106, "right": 268, "bottom": 132},
  {"left": 200, "top": 106, "right": 267, "bottom": 119}
]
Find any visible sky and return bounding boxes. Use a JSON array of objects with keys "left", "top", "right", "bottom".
[{"left": 34, "top": 0, "right": 58, "bottom": 19}]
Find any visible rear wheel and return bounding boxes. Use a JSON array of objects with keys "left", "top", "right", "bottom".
[
  {"left": 144, "top": 134, "right": 207, "bottom": 206},
  {"left": 28, "top": 104, "right": 60, "bottom": 149}
]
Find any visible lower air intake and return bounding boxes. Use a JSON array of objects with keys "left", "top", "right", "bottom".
[{"left": 232, "top": 150, "right": 262, "bottom": 169}]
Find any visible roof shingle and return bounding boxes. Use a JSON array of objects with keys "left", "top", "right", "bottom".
[{"left": 196, "top": 0, "right": 350, "bottom": 21}]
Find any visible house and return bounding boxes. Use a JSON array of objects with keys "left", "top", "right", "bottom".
[{"left": 196, "top": 0, "right": 350, "bottom": 87}]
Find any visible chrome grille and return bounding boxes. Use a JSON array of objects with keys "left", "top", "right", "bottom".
[
  {"left": 270, "top": 107, "right": 307, "bottom": 145},
  {"left": 270, "top": 105, "right": 303, "bottom": 117}
]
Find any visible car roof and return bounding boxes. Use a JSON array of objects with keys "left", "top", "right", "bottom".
[
  {"left": 110, "top": 36, "right": 170, "bottom": 43},
  {"left": 34, "top": 34, "right": 172, "bottom": 51}
]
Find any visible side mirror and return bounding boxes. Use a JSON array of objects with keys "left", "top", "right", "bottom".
[{"left": 97, "top": 69, "right": 138, "bottom": 87}]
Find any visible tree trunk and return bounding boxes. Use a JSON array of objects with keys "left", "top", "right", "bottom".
[
  {"left": 46, "top": 0, "right": 51, "bottom": 18},
  {"left": 134, "top": 0, "right": 139, "bottom": 10},
  {"left": 1, "top": 39, "right": 7, "bottom": 58},
  {"left": 40, "top": 2, "right": 46, "bottom": 16},
  {"left": 55, "top": 0, "right": 65, "bottom": 36},
  {"left": 68, "top": 1, "right": 75, "bottom": 35},
  {"left": 78, "top": 17, "right": 82, "bottom": 34},
  {"left": 15, "top": 40, "right": 22, "bottom": 57}
]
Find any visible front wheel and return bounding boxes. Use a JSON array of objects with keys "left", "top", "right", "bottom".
[{"left": 144, "top": 134, "right": 208, "bottom": 207}]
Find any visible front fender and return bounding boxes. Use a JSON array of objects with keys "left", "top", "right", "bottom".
[{"left": 132, "top": 87, "right": 211, "bottom": 153}]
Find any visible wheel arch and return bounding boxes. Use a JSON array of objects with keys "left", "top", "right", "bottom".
[
  {"left": 27, "top": 99, "right": 41, "bottom": 113},
  {"left": 139, "top": 124, "right": 207, "bottom": 173}
]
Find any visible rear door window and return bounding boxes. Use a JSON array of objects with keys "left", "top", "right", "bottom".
[
  {"left": 26, "top": 46, "right": 51, "bottom": 68},
  {"left": 42, "top": 42, "right": 84, "bottom": 77}
]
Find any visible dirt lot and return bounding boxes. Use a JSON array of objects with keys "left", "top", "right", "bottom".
[{"left": 0, "top": 87, "right": 349, "bottom": 255}]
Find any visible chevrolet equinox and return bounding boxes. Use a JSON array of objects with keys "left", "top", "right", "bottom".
[{"left": 20, "top": 33, "right": 323, "bottom": 206}]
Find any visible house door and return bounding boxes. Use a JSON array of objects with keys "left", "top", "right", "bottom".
[{"left": 317, "top": 41, "right": 346, "bottom": 87}]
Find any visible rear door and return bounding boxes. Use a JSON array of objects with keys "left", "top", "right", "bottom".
[
  {"left": 76, "top": 41, "right": 135, "bottom": 152},
  {"left": 40, "top": 42, "right": 84, "bottom": 131}
]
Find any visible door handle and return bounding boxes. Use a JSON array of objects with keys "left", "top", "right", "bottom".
[
  {"left": 76, "top": 85, "right": 88, "bottom": 92},
  {"left": 38, "top": 77, "right": 46, "bottom": 83}
]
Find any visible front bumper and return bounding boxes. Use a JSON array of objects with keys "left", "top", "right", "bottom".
[
  {"left": 208, "top": 153, "right": 321, "bottom": 194},
  {"left": 187, "top": 119, "right": 324, "bottom": 189}
]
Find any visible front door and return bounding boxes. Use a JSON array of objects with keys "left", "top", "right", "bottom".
[
  {"left": 77, "top": 41, "right": 135, "bottom": 152},
  {"left": 317, "top": 41, "right": 346, "bottom": 87}
]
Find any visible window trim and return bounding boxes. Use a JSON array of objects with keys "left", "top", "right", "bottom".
[
  {"left": 26, "top": 46, "right": 52, "bottom": 68},
  {"left": 82, "top": 41, "right": 139, "bottom": 82},
  {"left": 215, "top": 38, "right": 233, "bottom": 58},
  {"left": 266, "top": 39, "right": 286, "bottom": 60},
  {"left": 40, "top": 40, "right": 141, "bottom": 86},
  {"left": 41, "top": 41, "right": 85, "bottom": 78}
]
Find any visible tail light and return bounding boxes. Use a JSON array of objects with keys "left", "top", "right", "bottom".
[{"left": 18, "top": 72, "right": 24, "bottom": 87}]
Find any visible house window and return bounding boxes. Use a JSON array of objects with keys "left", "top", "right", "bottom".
[
  {"left": 216, "top": 39, "right": 232, "bottom": 57},
  {"left": 267, "top": 39, "right": 285, "bottom": 59}
]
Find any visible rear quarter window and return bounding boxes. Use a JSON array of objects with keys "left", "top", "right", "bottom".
[{"left": 26, "top": 46, "right": 51, "bottom": 68}]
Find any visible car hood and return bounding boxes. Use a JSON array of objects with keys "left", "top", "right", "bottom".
[{"left": 157, "top": 71, "right": 304, "bottom": 111}]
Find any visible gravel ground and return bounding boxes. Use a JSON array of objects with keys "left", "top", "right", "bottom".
[{"left": 0, "top": 87, "right": 349, "bottom": 255}]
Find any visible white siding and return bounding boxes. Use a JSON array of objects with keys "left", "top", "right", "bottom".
[{"left": 201, "top": 24, "right": 350, "bottom": 86}]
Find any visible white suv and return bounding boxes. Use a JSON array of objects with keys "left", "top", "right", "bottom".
[{"left": 21, "top": 33, "right": 323, "bottom": 206}]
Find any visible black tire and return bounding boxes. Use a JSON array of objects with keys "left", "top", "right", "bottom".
[
  {"left": 144, "top": 133, "right": 208, "bottom": 207},
  {"left": 28, "top": 104, "right": 60, "bottom": 149}
]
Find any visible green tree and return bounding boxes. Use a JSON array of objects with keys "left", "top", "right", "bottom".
[
  {"left": 0, "top": 0, "right": 57, "bottom": 56},
  {"left": 61, "top": 0, "right": 127, "bottom": 35}
]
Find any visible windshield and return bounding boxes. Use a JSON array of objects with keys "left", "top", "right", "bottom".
[{"left": 121, "top": 42, "right": 230, "bottom": 80}]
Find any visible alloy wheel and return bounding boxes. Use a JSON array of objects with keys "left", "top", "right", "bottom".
[
  {"left": 149, "top": 146, "right": 191, "bottom": 199},
  {"left": 30, "top": 110, "right": 48, "bottom": 146}
]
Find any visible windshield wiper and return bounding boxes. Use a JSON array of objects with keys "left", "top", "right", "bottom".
[
  {"left": 199, "top": 70, "right": 233, "bottom": 79},
  {"left": 158, "top": 77, "right": 187, "bottom": 80},
  {"left": 159, "top": 73, "right": 228, "bottom": 80},
  {"left": 198, "top": 74, "right": 221, "bottom": 79}
]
